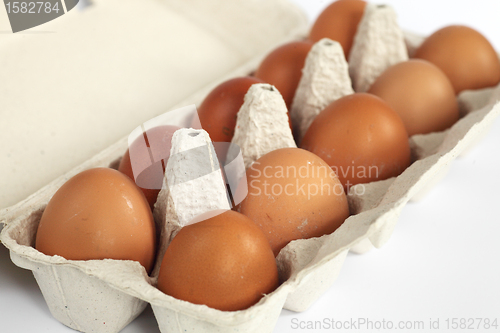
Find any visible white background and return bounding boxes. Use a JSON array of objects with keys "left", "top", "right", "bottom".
[{"left": 1, "top": 0, "right": 499, "bottom": 332}]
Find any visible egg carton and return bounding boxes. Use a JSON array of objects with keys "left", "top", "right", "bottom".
[{"left": 2, "top": 2, "right": 500, "bottom": 333}]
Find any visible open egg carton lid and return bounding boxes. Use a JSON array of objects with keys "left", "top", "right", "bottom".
[
  {"left": 2, "top": 1, "right": 500, "bottom": 333},
  {"left": 0, "top": 0, "right": 308, "bottom": 219}
]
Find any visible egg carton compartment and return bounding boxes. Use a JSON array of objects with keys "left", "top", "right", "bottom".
[
  {"left": 2, "top": 2, "right": 500, "bottom": 333},
  {"left": 2, "top": 78, "right": 499, "bottom": 333},
  {"left": 6, "top": 214, "right": 150, "bottom": 333},
  {"left": 0, "top": 0, "right": 308, "bottom": 331}
]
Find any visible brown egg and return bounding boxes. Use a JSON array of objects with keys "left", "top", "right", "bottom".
[
  {"left": 309, "top": 0, "right": 367, "bottom": 58},
  {"left": 414, "top": 25, "right": 500, "bottom": 94},
  {"left": 255, "top": 41, "right": 314, "bottom": 109},
  {"left": 368, "top": 59, "right": 459, "bottom": 136},
  {"left": 35, "top": 168, "right": 156, "bottom": 273},
  {"left": 301, "top": 93, "right": 411, "bottom": 191},
  {"left": 118, "top": 125, "right": 179, "bottom": 210},
  {"left": 196, "top": 77, "right": 264, "bottom": 142},
  {"left": 239, "top": 148, "right": 349, "bottom": 256},
  {"left": 157, "top": 210, "right": 279, "bottom": 311}
]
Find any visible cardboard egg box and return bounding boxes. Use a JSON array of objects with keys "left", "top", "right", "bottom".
[{"left": 2, "top": 1, "right": 500, "bottom": 333}]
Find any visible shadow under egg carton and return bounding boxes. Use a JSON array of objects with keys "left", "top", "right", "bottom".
[{"left": 2, "top": 4, "right": 500, "bottom": 333}]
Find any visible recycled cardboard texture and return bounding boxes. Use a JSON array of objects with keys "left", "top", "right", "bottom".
[
  {"left": 491, "top": 84, "right": 500, "bottom": 103},
  {"left": 349, "top": 3, "right": 408, "bottom": 92},
  {"left": 232, "top": 83, "right": 296, "bottom": 168},
  {"left": 456, "top": 84, "right": 499, "bottom": 157},
  {"left": 4, "top": 206, "right": 152, "bottom": 333},
  {"left": 0, "top": 0, "right": 307, "bottom": 211},
  {"left": 291, "top": 38, "right": 353, "bottom": 141},
  {"left": 152, "top": 129, "right": 231, "bottom": 277},
  {"left": 2, "top": 3, "right": 500, "bottom": 333},
  {"left": 458, "top": 88, "right": 496, "bottom": 118}
]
